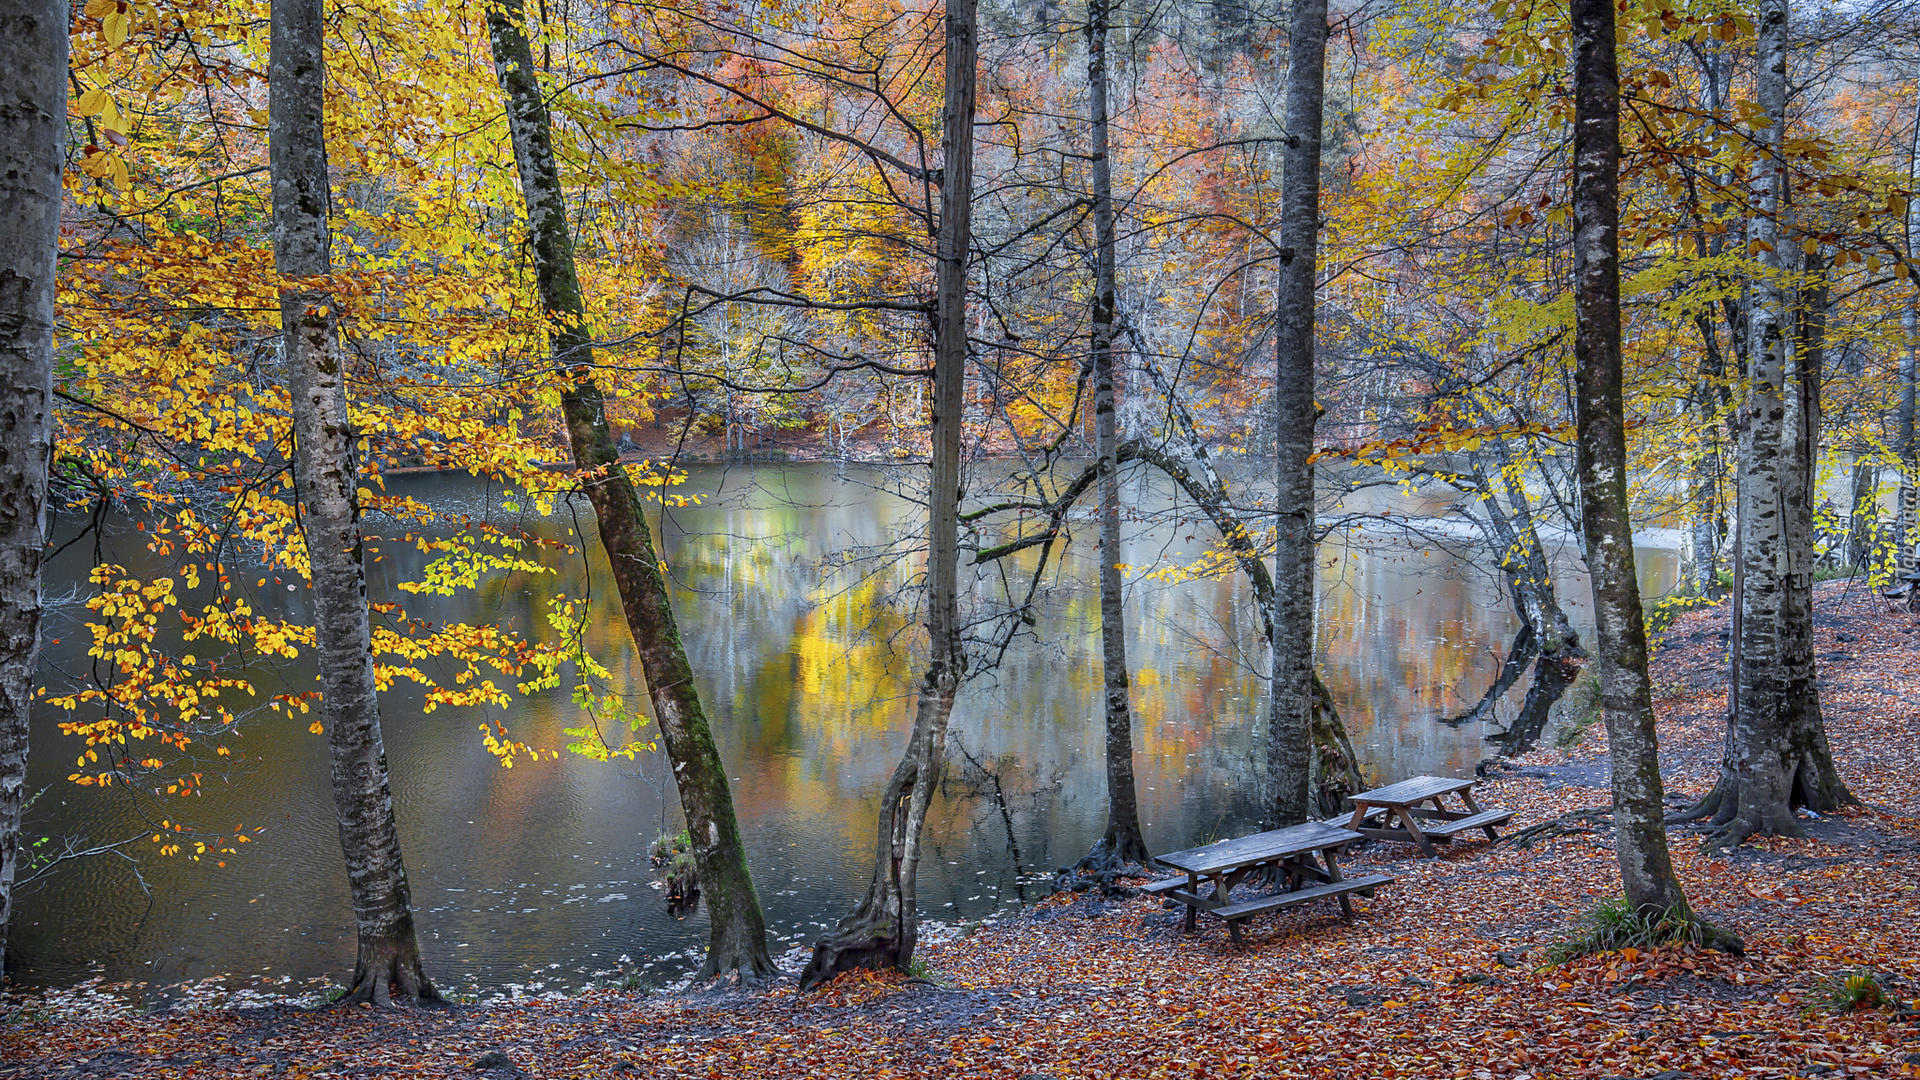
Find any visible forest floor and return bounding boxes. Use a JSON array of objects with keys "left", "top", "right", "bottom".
[{"left": 6, "top": 582, "right": 1920, "bottom": 1079}]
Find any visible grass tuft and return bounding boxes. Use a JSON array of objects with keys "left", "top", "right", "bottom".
[
  {"left": 1543, "top": 897, "right": 1732, "bottom": 965},
  {"left": 1809, "top": 967, "right": 1895, "bottom": 1013}
]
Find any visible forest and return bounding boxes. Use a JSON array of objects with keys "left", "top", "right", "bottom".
[{"left": 1, "top": 0, "right": 1919, "bottom": 1075}]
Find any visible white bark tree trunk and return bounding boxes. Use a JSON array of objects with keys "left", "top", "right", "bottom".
[
  {"left": 0, "top": 0, "right": 66, "bottom": 973},
  {"left": 1682, "top": 0, "right": 1854, "bottom": 846},
  {"left": 273, "top": 0, "right": 438, "bottom": 1005}
]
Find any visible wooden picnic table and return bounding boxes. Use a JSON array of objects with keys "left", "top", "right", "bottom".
[
  {"left": 1345, "top": 774, "right": 1513, "bottom": 856},
  {"left": 1152, "top": 821, "right": 1394, "bottom": 945}
]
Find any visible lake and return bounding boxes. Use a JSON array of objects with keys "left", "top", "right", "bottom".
[{"left": 9, "top": 462, "right": 1677, "bottom": 1002}]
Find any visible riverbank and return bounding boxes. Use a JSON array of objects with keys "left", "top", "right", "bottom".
[{"left": 5, "top": 581, "right": 1918, "bottom": 1078}]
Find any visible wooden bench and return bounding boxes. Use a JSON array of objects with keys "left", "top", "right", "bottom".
[
  {"left": 1211, "top": 874, "right": 1395, "bottom": 945},
  {"left": 1155, "top": 821, "right": 1390, "bottom": 944},
  {"left": 1347, "top": 775, "right": 1514, "bottom": 855},
  {"left": 1138, "top": 877, "right": 1186, "bottom": 896},
  {"left": 1422, "top": 809, "right": 1514, "bottom": 840}
]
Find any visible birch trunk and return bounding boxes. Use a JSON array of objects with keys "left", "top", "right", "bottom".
[
  {"left": 1085, "top": 0, "right": 1148, "bottom": 867},
  {"left": 1265, "top": 0, "right": 1329, "bottom": 829},
  {"left": 1847, "top": 458, "right": 1877, "bottom": 572},
  {"left": 1900, "top": 75, "right": 1919, "bottom": 575},
  {"left": 1681, "top": 0, "right": 1854, "bottom": 846},
  {"left": 1569, "top": 0, "right": 1701, "bottom": 920},
  {"left": 1782, "top": 253, "right": 1852, "bottom": 807},
  {"left": 0, "top": 0, "right": 65, "bottom": 973},
  {"left": 800, "top": 0, "right": 976, "bottom": 989},
  {"left": 485, "top": 0, "right": 773, "bottom": 981},
  {"left": 272, "top": 0, "right": 437, "bottom": 1005}
]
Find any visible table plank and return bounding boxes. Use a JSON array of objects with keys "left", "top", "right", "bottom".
[
  {"left": 1351, "top": 774, "right": 1474, "bottom": 807},
  {"left": 1155, "top": 821, "right": 1360, "bottom": 876}
]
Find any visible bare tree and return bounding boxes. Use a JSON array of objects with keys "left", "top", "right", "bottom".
[
  {"left": 1084, "top": 0, "right": 1149, "bottom": 867},
  {"left": 801, "top": 0, "right": 977, "bottom": 989}
]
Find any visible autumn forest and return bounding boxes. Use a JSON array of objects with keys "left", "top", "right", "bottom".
[{"left": 2, "top": 0, "right": 1920, "bottom": 1075}]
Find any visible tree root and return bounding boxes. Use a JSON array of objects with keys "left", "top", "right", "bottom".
[
  {"left": 1492, "top": 807, "right": 1612, "bottom": 850},
  {"left": 1671, "top": 777, "right": 1808, "bottom": 852},
  {"left": 800, "top": 918, "right": 900, "bottom": 991},
  {"left": 332, "top": 951, "right": 445, "bottom": 1010}
]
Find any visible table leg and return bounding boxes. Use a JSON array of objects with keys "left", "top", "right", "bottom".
[
  {"left": 1460, "top": 787, "right": 1501, "bottom": 839},
  {"left": 1395, "top": 804, "right": 1437, "bottom": 856},
  {"left": 1346, "top": 801, "right": 1370, "bottom": 832},
  {"left": 1183, "top": 873, "right": 1199, "bottom": 932},
  {"left": 1321, "top": 848, "right": 1355, "bottom": 919}
]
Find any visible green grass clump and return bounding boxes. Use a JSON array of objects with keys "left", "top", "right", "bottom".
[{"left": 1543, "top": 897, "right": 1730, "bottom": 965}]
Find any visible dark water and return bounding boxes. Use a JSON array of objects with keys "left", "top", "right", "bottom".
[{"left": 10, "top": 463, "right": 1676, "bottom": 1002}]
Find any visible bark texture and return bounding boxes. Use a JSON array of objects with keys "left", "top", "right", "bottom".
[
  {"left": 272, "top": 0, "right": 437, "bottom": 1006},
  {"left": 1679, "top": 0, "right": 1855, "bottom": 847},
  {"left": 0, "top": 0, "right": 65, "bottom": 975},
  {"left": 1569, "top": 0, "right": 1699, "bottom": 920},
  {"left": 485, "top": 0, "right": 773, "bottom": 981},
  {"left": 1265, "top": 0, "right": 1330, "bottom": 829},
  {"left": 1847, "top": 458, "right": 1878, "bottom": 572},
  {"left": 1901, "top": 75, "right": 1920, "bottom": 576},
  {"left": 1085, "top": 0, "right": 1148, "bottom": 868},
  {"left": 801, "top": 0, "right": 976, "bottom": 989}
]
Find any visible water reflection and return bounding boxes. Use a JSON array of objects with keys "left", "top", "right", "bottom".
[{"left": 12, "top": 464, "right": 1675, "bottom": 997}]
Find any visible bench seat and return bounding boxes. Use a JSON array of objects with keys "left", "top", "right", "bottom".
[
  {"left": 1211, "top": 874, "right": 1394, "bottom": 944},
  {"left": 1139, "top": 877, "right": 1186, "bottom": 896},
  {"left": 1422, "top": 809, "right": 1513, "bottom": 839}
]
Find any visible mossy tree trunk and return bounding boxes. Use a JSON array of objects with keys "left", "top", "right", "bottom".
[
  {"left": 1265, "top": 0, "right": 1330, "bottom": 830},
  {"left": 485, "top": 0, "right": 772, "bottom": 981},
  {"left": 1569, "top": 0, "right": 1711, "bottom": 928}
]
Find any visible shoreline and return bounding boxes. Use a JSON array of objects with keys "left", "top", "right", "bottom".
[{"left": 5, "top": 581, "right": 1917, "bottom": 1078}]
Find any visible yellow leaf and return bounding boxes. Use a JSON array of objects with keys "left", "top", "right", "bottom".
[
  {"left": 308, "top": 720, "right": 324, "bottom": 734},
  {"left": 77, "top": 88, "right": 113, "bottom": 117},
  {"left": 103, "top": 10, "right": 131, "bottom": 46}
]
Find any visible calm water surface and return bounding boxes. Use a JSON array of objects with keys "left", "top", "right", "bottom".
[{"left": 12, "top": 463, "right": 1676, "bottom": 1000}]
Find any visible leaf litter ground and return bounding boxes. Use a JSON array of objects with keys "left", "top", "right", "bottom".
[{"left": 5, "top": 582, "right": 1919, "bottom": 1078}]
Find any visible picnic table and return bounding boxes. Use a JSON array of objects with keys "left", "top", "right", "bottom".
[
  {"left": 1345, "top": 774, "right": 1513, "bottom": 856},
  {"left": 1150, "top": 820, "right": 1394, "bottom": 945}
]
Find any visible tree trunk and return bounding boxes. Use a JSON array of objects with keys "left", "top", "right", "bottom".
[
  {"left": 1129, "top": 352, "right": 1362, "bottom": 804},
  {"left": 272, "top": 0, "right": 437, "bottom": 1006},
  {"left": 1569, "top": 0, "right": 1702, "bottom": 922},
  {"left": 1084, "top": 0, "right": 1148, "bottom": 868},
  {"left": 485, "top": 0, "right": 773, "bottom": 982},
  {"left": 1125, "top": 443, "right": 1362, "bottom": 816},
  {"left": 0, "top": 0, "right": 65, "bottom": 975},
  {"left": 799, "top": 0, "right": 976, "bottom": 990},
  {"left": 1900, "top": 75, "right": 1920, "bottom": 576},
  {"left": 1680, "top": 0, "right": 1854, "bottom": 847},
  {"left": 1265, "top": 0, "right": 1329, "bottom": 830},
  {"left": 1782, "top": 252, "right": 1852, "bottom": 807},
  {"left": 1847, "top": 457, "right": 1877, "bottom": 572}
]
